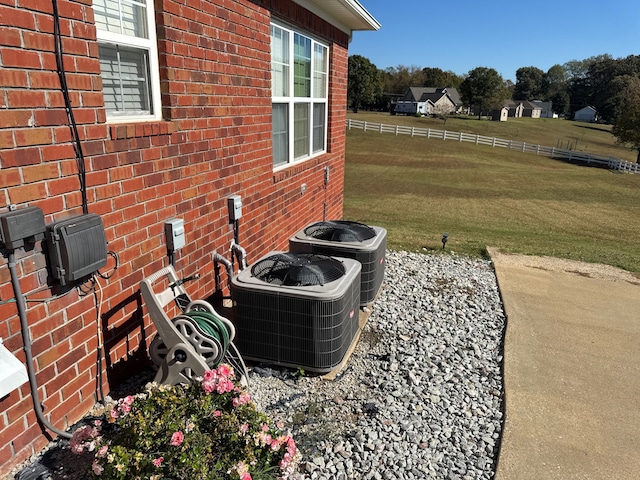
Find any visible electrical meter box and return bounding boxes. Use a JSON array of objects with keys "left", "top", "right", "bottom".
[
  {"left": 227, "top": 195, "right": 242, "bottom": 222},
  {"left": 0, "top": 206, "right": 45, "bottom": 249},
  {"left": 164, "top": 218, "right": 185, "bottom": 251},
  {"left": 46, "top": 214, "right": 108, "bottom": 286}
]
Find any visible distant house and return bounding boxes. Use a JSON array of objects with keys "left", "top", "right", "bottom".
[
  {"left": 531, "top": 100, "right": 556, "bottom": 118},
  {"left": 574, "top": 106, "right": 597, "bottom": 122},
  {"left": 521, "top": 101, "right": 542, "bottom": 118},
  {"left": 503, "top": 100, "right": 542, "bottom": 118},
  {"left": 504, "top": 100, "right": 524, "bottom": 117},
  {"left": 393, "top": 87, "right": 461, "bottom": 115},
  {"left": 492, "top": 107, "right": 509, "bottom": 122}
]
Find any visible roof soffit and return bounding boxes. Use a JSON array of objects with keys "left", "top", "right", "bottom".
[{"left": 291, "top": 0, "right": 380, "bottom": 34}]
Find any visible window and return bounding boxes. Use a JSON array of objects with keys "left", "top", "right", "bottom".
[
  {"left": 271, "top": 23, "right": 328, "bottom": 167},
  {"left": 93, "top": 0, "right": 161, "bottom": 121}
]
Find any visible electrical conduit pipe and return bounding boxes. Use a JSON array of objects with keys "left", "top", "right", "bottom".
[{"left": 8, "top": 251, "right": 72, "bottom": 439}]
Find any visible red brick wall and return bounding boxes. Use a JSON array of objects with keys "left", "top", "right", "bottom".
[{"left": 0, "top": 0, "right": 350, "bottom": 475}]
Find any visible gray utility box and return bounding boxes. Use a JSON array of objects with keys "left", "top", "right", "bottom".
[
  {"left": 47, "top": 214, "right": 107, "bottom": 286},
  {"left": 0, "top": 206, "right": 45, "bottom": 249}
]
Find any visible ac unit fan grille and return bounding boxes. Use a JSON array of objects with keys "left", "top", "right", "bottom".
[
  {"left": 303, "top": 220, "right": 376, "bottom": 242},
  {"left": 251, "top": 252, "right": 345, "bottom": 286}
]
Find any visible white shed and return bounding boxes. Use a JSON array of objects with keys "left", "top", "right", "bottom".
[{"left": 574, "top": 106, "right": 597, "bottom": 122}]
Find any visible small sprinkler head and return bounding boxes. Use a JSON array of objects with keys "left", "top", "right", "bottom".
[{"left": 441, "top": 232, "right": 449, "bottom": 249}]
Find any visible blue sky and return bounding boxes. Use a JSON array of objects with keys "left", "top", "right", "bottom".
[{"left": 350, "top": 0, "right": 640, "bottom": 82}]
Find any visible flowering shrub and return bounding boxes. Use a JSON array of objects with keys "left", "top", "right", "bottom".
[{"left": 71, "top": 365, "right": 300, "bottom": 479}]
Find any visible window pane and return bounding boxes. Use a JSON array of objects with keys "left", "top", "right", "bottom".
[
  {"left": 293, "top": 103, "right": 310, "bottom": 159},
  {"left": 272, "top": 104, "right": 289, "bottom": 166},
  {"left": 313, "top": 44, "right": 327, "bottom": 98},
  {"left": 293, "top": 34, "right": 311, "bottom": 97},
  {"left": 99, "top": 44, "right": 151, "bottom": 115},
  {"left": 270, "top": 26, "right": 289, "bottom": 97},
  {"left": 313, "top": 103, "right": 325, "bottom": 153},
  {"left": 94, "top": 0, "right": 148, "bottom": 38}
]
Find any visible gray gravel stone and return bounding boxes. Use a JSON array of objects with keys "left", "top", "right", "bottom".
[{"left": 248, "top": 250, "right": 505, "bottom": 480}]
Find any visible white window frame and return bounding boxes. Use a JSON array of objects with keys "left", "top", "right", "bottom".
[
  {"left": 94, "top": 0, "right": 162, "bottom": 123},
  {"left": 271, "top": 21, "right": 329, "bottom": 169}
]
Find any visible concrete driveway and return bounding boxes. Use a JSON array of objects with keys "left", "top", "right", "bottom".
[{"left": 488, "top": 248, "right": 640, "bottom": 480}]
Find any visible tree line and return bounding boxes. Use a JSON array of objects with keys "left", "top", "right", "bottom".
[{"left": 348, "top": 54, "right": 640, "bottom": 161}]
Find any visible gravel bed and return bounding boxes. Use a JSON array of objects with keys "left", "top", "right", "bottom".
[
  {"left": 249, "top": 250, "right": 506, "bottom": 480},
  {"left": 11, "top": 250, "right": 506, "bottom": 480}
]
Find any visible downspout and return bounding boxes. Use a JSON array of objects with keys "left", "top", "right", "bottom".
[{"left": 8, "top": 251, "right": 72, "bottom": 439}]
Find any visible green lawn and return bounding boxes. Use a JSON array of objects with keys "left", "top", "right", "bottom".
[
  {"left": 344, "top": 116, "right": 640, "bottom": 274},
  {"left": 347, "top": 111, "right": 638, "bottom": 162}
]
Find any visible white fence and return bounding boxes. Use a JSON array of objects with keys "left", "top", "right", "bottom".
[{"left": 346, "top": 119, "right": 639, "bottom": 174}]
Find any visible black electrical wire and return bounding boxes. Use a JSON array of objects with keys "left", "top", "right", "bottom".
[
  {"left": 97, "top": 251, "right": 119, "bottom": 280},
  {"left": 52, "top": 0, "right": 88, "bottom": 215}
]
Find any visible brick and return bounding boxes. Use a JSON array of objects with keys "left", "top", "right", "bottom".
[
  {"left": 0, "top": 168, "right": 21, "bottom": 187},
  {"left": 22, "top": 30, "right": 54, "bottom": 51},
  {"left": 28, "top": 70, "right": 60, "bottom": 89},
  {"left": 0, "top": 110, "right": 34, "bottom": 129},
  {"left": 7, "top": 90, "right": 46, "bottom": 108},
  {"left": 48, "top": 176, "right": 79, "bottom": 195},
  {"left": 32, "top": 195, "right": 63, "bottom": 215},
  {"left": 0, "top": 130, "right": 14, "bottom": 149},
  {"left": 33, "top": 108, "right": 69, "bottom": 127},
  {"left": 0, "top": 5, "right": 36, "bottom": 30},
  {"left": 1, "top": 48, "right": 42, "bottom": 69},
  {"left": 22, "top": 163, "right": 59, "bottom": 183},
  {"left": 40, "top": 143, "right": 75, "bottom": 161},
  {"left": 8, "top": 182, "right": 48, "bottom": 204},
  {"left": 14, "top": 127, "right": 53, "bottom": 147},
  {"left": 0, "top": 26, "right": 21, "bottom": 47}
]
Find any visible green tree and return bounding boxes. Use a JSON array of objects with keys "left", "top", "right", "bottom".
[
  {"left": 513, "top": 66, "right": 546, "bottom": 100},
  {"left": 586, "top": 54, "right": 640, "bottom": 122},
  {"left": 610, "top": 75, "right": 640, "bottom": 162},
  {"left": 421, "top": 67, "right": 463, "bottom": 89},
  {"left": 384, "top": 64, "right": 424, "bottom": 95},
  {"left": 550, "top": 91, "right": 570, "bottom": 116},
  {"left": 460, "top": 67, "right": 508, "bottom": 119},
  {"left": 347, "top": 55, "right": 382, "bottom": 112}
]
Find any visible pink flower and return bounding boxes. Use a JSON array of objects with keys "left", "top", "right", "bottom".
[
  {"left": 236, "top": 461, "right": 249, "bottom": 475},
  {"left": 232, "top": 392, "right": 251, "bottom": 407},
  {"left": 170, "top": 431, "right": 184, "bottom": 446},
  {"left": 203, "top": 379, "right": 216, "bottom": 394},
  {"left": 203, "top": 369, "right": 217, "bottom": 381},
  {"left": 97, "top": 445, "right": 108, "bottom": 458},
  {"left": 239, "top": 423, "right": 249, "bottom": 435},
  {"left": 152, "top": 456, "right": 164, "bottom": 467},
  {"left": 92, "top": 460, "right": 104, "bottom": 475},
  {"left": 216, "top": 379, "right": 235, "bottom": 394},
  {"left": 123, "top": 395, "right": 134, "bottom": 405},
  {"left": 70, "top": 425, "right": 96, "bottom": 454},
  {"left": 109, "top": 408, "right": 119, "bottom": 419},
  {"left": 213, "top": 410, "right": 222, "bottom": 417},
  {"left": 240, "top": 473, "right": 252, "bottom": 480},
  {"left": 217, "top": 364, "right": 233, "bottom": 378}
]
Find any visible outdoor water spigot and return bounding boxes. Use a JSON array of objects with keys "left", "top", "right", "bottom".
[{"left": 442, "top": 232, "right": 449, "bottom": 249}]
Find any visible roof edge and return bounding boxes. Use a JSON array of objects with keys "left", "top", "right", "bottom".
[{"left": 292, "top": 0, "right": 381, "bottom": 34}]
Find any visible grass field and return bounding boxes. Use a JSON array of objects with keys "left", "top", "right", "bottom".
[
  {"left": 344, "top": 113, "right": 640, "bottom": 273},
  {"left": 347, "top": 111, "right": 638, "bottom": 162}
]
